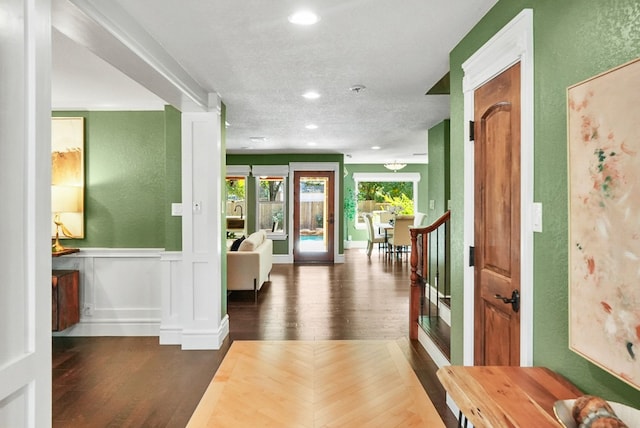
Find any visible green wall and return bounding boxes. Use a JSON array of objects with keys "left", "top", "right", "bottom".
[
  {"left": 227, "top": 153, "right": 344, "bottom": 254},
  {"left": 164, "top": 106, "right": 182, "bottom": 251},
  {"left": 427, "top": 120, "right": 450, "bottom": 224},
  {"left": 343, "top": 163, "right": 429, "bottom": 243},
  {"left": 450, "top": 0, "right": 640, "bottom": 404},
  {"left": 53, "top": 111, "right": 166, "bottom": 248}
]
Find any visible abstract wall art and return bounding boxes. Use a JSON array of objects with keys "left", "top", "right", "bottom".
[{"left": 568, "top": 57, "right": 640, "bottom": 390}]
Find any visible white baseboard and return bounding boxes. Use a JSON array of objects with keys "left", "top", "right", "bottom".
[
  {"left": 159, "top": 324, "right": 182, "bottom": 345},
  {"left": 417, "top": 325, "right": 450, "bottom": 369},
  {"left": 53, "top": 320, "right": 160, "bottom": 337},
  {"left": 415, "top": 324, "right": 468, "bottom": 423},
  {"left": 425, "top": 283, "right": 451, "bottom": 326},
  {"left": 345, "top": 240, "right": 367, "bottom": 249},
  {"left": 181, "top": 315, "right": 229, "bottom": 350},
  {"left": 273, "top": 254, "right": 293, "bottom": 264}
]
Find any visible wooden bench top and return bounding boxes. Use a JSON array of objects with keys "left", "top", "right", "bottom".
[{"left": 437, "top": 366, "right": 583, "bottom": 428}]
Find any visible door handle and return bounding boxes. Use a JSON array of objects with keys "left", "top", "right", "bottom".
[
  {"left": 328, "top": 214, "right": 334, "bottom": 225},
  {"left": 494, "top": 289, "right": 520, "bottom": 313}
]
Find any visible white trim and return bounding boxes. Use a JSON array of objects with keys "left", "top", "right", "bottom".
[
  {"left": 58, "top": 247, "right": 164, "bottom": 258},
  {"left": 159, "top": 325, "right": 182, "bottom": 345},
  {"left": 425, "top": 283, "right": 451, "bottom": 326},
  {"left": 461, "top": 9, "right": 534, "bottom": 366},
  {"left": 273, "top": 254, "right": 293, "bottom": 264},
  {"left": 267, "top": 233, "right": 288, "bottom": 241},
  {"left": 226, "top": 165, "right": 251, "bottom": 176},
  {"left": 352, "top": 172, "right": 422, "bottom": 223},
  {"left": 52, "top": 320, "right": 159, "bottom": 337},
  {"left": 289, "top": 162, "right": 342, "bottom": 262},
  {"left": 252, "top": 164, "right": 289, "bottom": 177},
  {"left": 418, "top": 327, "right": 450, "bottom": 369},
  {"left": 352, "top": 172, "right": 420, "bottom": 182},
  {"left": 181, "top": 314, "right": 229, "bottom": 350},
  {"left": 255, "top": 174, "right": 287, "bottom": 237}
]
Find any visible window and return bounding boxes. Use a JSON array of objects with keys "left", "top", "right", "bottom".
[
  {"left": 253, "top": 165, "right": 289, "bottom": 238},
  {"left": 225, "top": 177, "right": 246, "bottom": 215},
  {"left": 352, "top": 172, "right": 421, "bottom": 226},
  {"left": 225, "top": 165, "right": 250, "bottom": 238}
]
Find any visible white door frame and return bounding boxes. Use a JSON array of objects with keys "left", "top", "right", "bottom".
[
  {"left": 462, "top": 9, "right": 535, "bottom": 366},
  {"left": 0, "top": 1, "right": 52, "bottom": 426}
]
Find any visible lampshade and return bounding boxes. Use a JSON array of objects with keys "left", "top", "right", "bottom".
[
  {"left": 52, "top": 185, "right": 83, "bottom": 213},
  {"left": 383, "top": 161, "right": 407, "bottom": 172}
]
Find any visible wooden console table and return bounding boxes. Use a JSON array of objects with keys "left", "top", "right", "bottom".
[
  {"left": 52, "top": 248, "right": 80, "bottom": 257},
  {"left": 437, "top": 366, "right": 582, "bottom": 427},
  {"left": 52, "top": 270, "right": 80, "bottom": 331}
]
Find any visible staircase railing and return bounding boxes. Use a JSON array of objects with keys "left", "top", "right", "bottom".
[{"left": 409, "top": 210, "right": 451, "bottom": 340}]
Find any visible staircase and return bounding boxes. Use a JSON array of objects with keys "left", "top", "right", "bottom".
[{"left": 409, "top": 211, "right": 451, "bottom": 368}]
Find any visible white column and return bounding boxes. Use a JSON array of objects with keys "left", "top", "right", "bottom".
[{"left": 180, "top": 97, "right": 229, "bottom": 350}]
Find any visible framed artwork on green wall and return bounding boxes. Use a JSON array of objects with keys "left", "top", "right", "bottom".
[
  {"left": 568, "top": 57, "right": 640, "bottom": 390},
  {"left": 51, "top": 117, "right": 85, "bottom": 247}
]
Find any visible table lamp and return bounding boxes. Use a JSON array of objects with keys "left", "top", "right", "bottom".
[{"left": 51, "top": 185, "right": 82, "bottom": 252}]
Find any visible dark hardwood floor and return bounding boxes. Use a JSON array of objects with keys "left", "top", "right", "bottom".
[{"left": 52, "top": 248, "right": 457, "bottom": 427}]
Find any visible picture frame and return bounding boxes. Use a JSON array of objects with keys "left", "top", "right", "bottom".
[
  {"left": 51, "top": 117, "right": 85, "bottom": 239},
  {"left": 567, "top": 57, "right": 640, "bottom": 390}
]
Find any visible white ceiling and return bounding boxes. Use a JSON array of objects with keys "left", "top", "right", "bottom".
[{"left": 51, "top": 0, "right": 498, "bottom": 164}]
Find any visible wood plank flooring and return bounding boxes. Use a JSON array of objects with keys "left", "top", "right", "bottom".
[
  {"left": 53, "top": 248, "right": 457, "bottom": 427},
  {"left": 188, "top": 341, "right": 445, "bottom": 427}
]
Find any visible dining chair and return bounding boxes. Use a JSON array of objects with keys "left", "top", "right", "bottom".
[
  {"left": 388, "top": 215, "right": 414, "bottom": 260},
  {"left": 363, "top": 213, "right": 386, "bottom": 257}
]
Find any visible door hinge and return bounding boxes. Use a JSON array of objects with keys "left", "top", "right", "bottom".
[
  {"left": 469, "top": 121, "right": 475, "bottom": 141},
  {"left": 469, "top": 246, "right": 475, "bottom": 266}
]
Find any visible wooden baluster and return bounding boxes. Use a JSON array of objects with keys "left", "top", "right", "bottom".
[{"left": 409, "top": 228, "right": 423, "bottom": 339}]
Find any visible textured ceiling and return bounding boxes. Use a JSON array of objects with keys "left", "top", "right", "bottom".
[{"left": 51, "top": 0, "right": 498, "bottom": 164}]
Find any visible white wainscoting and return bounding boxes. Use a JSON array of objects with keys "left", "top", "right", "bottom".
[{"left": 52, "top": 248, "right": 164, "bottom": 336}]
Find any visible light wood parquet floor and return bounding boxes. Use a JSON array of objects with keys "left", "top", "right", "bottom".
[{"left": 187, "top": 341, "right": 445, "bottom": 427}]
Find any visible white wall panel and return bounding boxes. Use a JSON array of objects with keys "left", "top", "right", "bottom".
[
  {"left": 159, "top": 252, "right": 182, "bottom": 344},
  {"left": 53, "top": 249, "right": 163, "bottom": 336}
]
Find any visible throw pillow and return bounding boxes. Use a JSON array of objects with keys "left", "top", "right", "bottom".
[{"left": 230, "top": 236, "right": 245, "bottom": 251}]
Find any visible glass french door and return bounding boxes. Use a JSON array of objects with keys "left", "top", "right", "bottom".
[{"left": 293, "top": 171, "right": 334, "bottom": 263}]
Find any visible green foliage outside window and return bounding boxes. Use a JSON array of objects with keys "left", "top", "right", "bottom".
[
  {"left": 356, "top": 181, "right": 414, "bottom": 218},
  {"left": 382, "top": 193, "right": 414, "bottom": 215},
  {"left": 357, "top": 181, "right": 412, "bottom": 202},
  {"left": 226, "top": 178, "right": 245, "bottom": 200}
]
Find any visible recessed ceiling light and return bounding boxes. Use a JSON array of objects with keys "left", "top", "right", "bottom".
[
  {"left": 371, "top": 146, "right": 381, "bottom": 150},
  {"left": 305, "top": 124, "right": 318, "bottom": 130},
  {"left": 288, "top": 10, "right": 320, "bottom": 26},
  {"left": 302, "top": 90, "right": 320, "bottom": 100},
  {"left": 307, "top": 142, "right": 317, "bottom": 146},
  {"left": 249, "top": 137, "right": 267, "bottom": 143}
]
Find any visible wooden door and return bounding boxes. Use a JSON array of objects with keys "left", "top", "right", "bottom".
[
  {"left": 473, "top": 62, "right": 521, "bottom": 366},
  {"left": 293, "top": 171, "right": 335, "bottom": 263}
]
